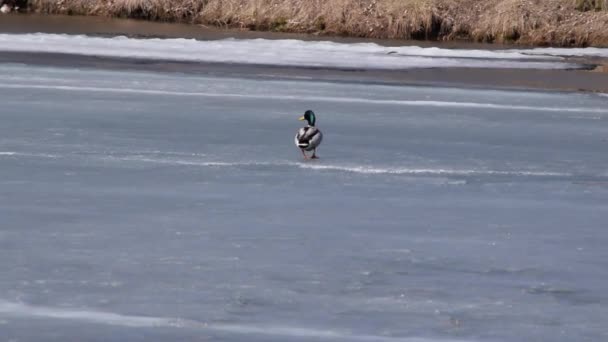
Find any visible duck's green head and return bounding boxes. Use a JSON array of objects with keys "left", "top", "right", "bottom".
[{"left": 298, "top": 110, "right": 316, "bottom": 126}]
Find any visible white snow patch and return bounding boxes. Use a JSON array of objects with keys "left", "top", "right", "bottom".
[
  {"left": 0, "top": 300, "right": 473, "bottom": 342},
  {"left": 0, "top": 151, "right": 57, "bottom": 158},
  {"left": 0, "top": 4, "right": 11, "bottom": 14},
  {"left": 0, "top": 300, "right": 179, "bottom": 328},
  {"left": 0, "top": 33, "right": 592, "bottom": 70}
]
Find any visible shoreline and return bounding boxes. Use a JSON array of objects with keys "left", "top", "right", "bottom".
[
  {"left": 2, "top": 51, "right": 608, "bottom": 94},
  {"left": 0, "top": 14, "right": 607, "bottom": 94}
]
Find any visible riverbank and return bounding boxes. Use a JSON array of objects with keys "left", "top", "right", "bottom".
[{"left": 8, "top": 0, "right": 608, "bottom": 47}]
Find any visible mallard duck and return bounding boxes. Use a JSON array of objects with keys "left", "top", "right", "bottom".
[{"left": 295, "top": 110, "right": 323, "bottom": 159}]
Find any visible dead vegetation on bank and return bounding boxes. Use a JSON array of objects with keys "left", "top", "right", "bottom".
[{"left": 17, "top": 0, "right": 608, "bottom": 46}]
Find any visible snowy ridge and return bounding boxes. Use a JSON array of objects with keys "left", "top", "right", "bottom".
[
  {"left": 0, "top": 33, "right": 597, "bottom": 70},
  {"left": 1, "top": 83, "right": 606, "bottom": 114},
  {"left": 517, "top": 47, "right": 608, "bottom": 58},
  {"left": 0, "top": 300, "right": 176, "bottom": 328},
  {"left": 293, "top": 163, "right": 570, "bottom": 177},
  {"left": 0, "top": 151, "right": 57, "bottom": 158},
  {"left": 105, "top": 155, "right": 571, "bottom": 178},
  {"left": 0, "top": 300, "right": 472, "bottom": 342}
]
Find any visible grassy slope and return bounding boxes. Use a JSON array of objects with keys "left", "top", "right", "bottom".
[{"left": 26, "top": 0, "right": 608, "bottom": 47}]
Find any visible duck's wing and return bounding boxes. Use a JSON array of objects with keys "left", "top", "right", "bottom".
[
  {"left": 296, "top": 127, "right": 307, "bottom": 141},
  {"left": 307, "top": 128, "right": 322, "bottom": 149},
  {"left": 295, "top": 127, "right": 308, "bottom": 147},
  {"left": 299, "top": 127, "right": 320, "bottom": 142}
]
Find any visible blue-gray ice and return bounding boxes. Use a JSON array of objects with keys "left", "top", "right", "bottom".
[{"left": 1, "top": 64, "right": 608, "bottom": 342}]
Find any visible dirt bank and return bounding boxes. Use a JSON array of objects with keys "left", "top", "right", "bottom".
[{"left": 9, "top": 0, "right": 608, "bottom": 47}]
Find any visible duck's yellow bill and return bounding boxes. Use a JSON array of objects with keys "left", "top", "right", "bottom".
[{"left": 298, "top": 116, "right": 305, "bottom": 121}]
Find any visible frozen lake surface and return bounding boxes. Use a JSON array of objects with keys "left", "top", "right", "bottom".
[{"left": 1, "top": 63, "right": 607, "bottom": 342}]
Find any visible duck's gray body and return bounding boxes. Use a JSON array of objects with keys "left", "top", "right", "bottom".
[{"left": 295, "top": 126, "right": 323, "bottom": 151}]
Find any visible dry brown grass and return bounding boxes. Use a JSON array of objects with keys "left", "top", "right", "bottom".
[
  {"left": 29, "top": 0, "right": 207, "bottom": 19},
  {"left": 576, "top": 0, "right": 607, "bottom": 11},
  {"left": 466, "top": 0, "right": 608, "bottom": 46},
  {"left": 194, "top": 0, "right": 444, "bottom": 39},
  {"left": 26, "top": 0, "right": 608, "bottom": 47}
]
